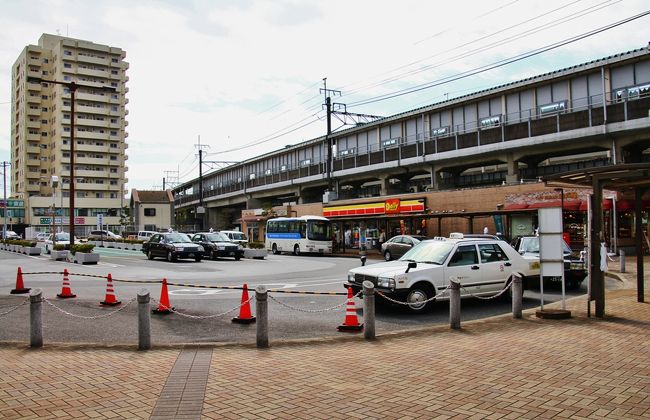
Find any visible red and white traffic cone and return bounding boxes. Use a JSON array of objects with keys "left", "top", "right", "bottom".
[
  {"left": 57, "top": 268, "right": 76, "bottom": 298},
  {"left": 337, "top": 287, "right": 363, "bottom": 332},
  {"left": 152, "top": 278, "right": 173, "bottom": 314},
  {"left": 100, "top": 273, "right": 121, "bottom": 306},
  {"left": 10, "top": 266, "right": 30, "bottom": 294},
  {"left": 232, "top": 283, "right": 256, "bottom": 324}
]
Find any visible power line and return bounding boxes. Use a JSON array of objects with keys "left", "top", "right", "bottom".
[
  {"left": 342, "top": 0, "right": 614, "bottom": 98},
  {"left": 347, "top": 10, "right": 650, "bottom": 108}
]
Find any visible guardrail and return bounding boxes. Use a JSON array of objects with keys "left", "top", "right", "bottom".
[{"left": 3, "top": 267, "right": 525, "bottom": 349}]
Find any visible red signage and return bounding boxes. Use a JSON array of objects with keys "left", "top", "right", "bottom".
[{"left": 384, "top": 199, "right": 400, "bottom": 214}]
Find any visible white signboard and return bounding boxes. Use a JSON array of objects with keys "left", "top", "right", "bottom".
[
  {"left": 538, "top": 207, "right": 563, "bottom": 277},
  {"left": 96, "top": 213, "right": 104, "bottom": 230}
]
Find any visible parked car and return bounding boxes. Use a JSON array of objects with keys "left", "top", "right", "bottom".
[
  {"left": 141, "top": 232, "right": 204, "bottom": 262},
  {"left": 35, "top": 232, "right": 50, "bottom": 242},
  {"left": 346, "top": 233, "right": 540, "bottom": 313},
  {"left": 137, "top": 230, "right": 157, "bottom": 241},
  {"left": 381, "top": 235, "right": 428, "bottom": 261},
  {"left": 88, "top": 230, "right": 122, "bottom": 240},
  {"left": 510, "top": 235, "right": 587, "bottom": 288},
  {"left": 191, "top": 232, "right": 244, "bottom": 260},
  {"left": 220, "top": 230, "right": 248, "bottom": 245},
  {"left": 43, "top": 232, "right": 76, "bottom": 254},
  {"left": 1, "top": 230, "right": 20, "bottom": 240}
]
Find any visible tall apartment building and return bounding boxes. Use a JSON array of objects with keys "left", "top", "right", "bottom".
[{"left": 10, "top": 34, "right": 129, "bottom": 235}]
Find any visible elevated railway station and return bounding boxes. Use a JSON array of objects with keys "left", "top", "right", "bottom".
[{"left": 173, "top": 46, "right": 650, "bottom": 252}]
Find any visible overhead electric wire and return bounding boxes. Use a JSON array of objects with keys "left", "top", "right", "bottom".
[
  {"left": 347, "top": 9, "right": 650, "bottom": 108},
  {"left": 342, "top": 0, "right": 611, "bottom": 98}
]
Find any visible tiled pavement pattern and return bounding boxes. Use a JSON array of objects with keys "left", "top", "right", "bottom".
[
  {"left": 0, "top": 347, "right": 179, "bottom": 419},
  {"left": 150, "top": 346, "right": 212, "bottom": 419},
  {"left": 0, "top": 263, "right": 648, "bottom": 419}
]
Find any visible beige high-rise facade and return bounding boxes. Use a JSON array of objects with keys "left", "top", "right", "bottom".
[{"left": 10, "top": 34, "right": 129, "bottom": 235}]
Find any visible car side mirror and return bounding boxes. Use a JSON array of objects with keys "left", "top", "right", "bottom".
[{"left": 405, "top": 261, "right": 417, "bottom": 273}]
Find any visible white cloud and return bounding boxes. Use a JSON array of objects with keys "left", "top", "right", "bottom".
[{"left": 1, "top": 0, "right": 649, "bottom": 192}]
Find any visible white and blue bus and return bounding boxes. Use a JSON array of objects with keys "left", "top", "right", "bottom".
[{"left": 265, "top": 215, "right": 333, "bottom": 255}]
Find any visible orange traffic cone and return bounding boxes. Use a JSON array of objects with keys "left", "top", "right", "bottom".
[
  {"left": 232, "top": 283, "right": 256, "bottom": 324},
  {"left": 10, "top": 266, "right": 30, "bottom": 294},
  {"left": 100, "top": 273, "right": 121, "bottom": 306},
  {"left": 57, "top": 268, "right": 76, "bottom": 298},
  {"left": 153, "top": 278, "right": 173, "bottom": 314},
  {"left": 337, "top": 287, "right": 363, "bottom": 332}
]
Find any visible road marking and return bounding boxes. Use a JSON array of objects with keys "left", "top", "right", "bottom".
[{"left": 169, "top": 288, "right": 225, "bottom": 296}]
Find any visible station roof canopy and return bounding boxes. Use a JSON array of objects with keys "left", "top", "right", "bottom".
[{"left": 543, "top": 163, "right": 650, "bottom": 192}]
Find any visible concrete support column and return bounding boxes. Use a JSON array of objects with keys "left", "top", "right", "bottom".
[
  {"left": 30, "top": 289, "right": 43, "bottom": 348},
  {"left": 449, "top": 279, "right": 461, "bottom": 329},
  {"left": 430, "top": 166, "right": 441, "bottom": 191},
  {"left": 256, "top": 286, "right": 269, "bottom": 348},
  {"left": 512, "top": 274, "right": 523, "bottom": 319},
  {"left": 379, "top": 176, "right": 389, "bottom": 196},
  {"left": 362, "top": 281, "right": 375, "bottom": 340},
  {"left": 137, "top": 289, "right": 151, "bottom": 351},
  {"left": 506, "top": 153, "right": 519, "bottom": 184}
]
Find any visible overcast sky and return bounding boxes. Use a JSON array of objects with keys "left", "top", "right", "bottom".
[{"left": 1, "top": 0, "right": 648, "bottom": 193}]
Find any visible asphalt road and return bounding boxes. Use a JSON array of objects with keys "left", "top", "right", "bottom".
[{"left": 0, "top": 247, "right": 622, "bottom": 345}]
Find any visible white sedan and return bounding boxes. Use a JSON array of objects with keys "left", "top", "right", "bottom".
[
  {"left": 345, "top": 233, "right": 540, "bottom": 313},
  {"left": 43, "top": 232, "right": 77, "bottom": 254}
]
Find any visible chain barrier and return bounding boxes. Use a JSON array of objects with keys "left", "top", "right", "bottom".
[
  {"left": 376, "top": 282, "right": 451, "bottom": 306},
  {"left": 0, "top": 298, "right": 30, "bottom": 317},
  {"left": 459, "top": 281, "right": 512, "bottom": 300},
  {"left": 111, "top": 278, "right": 162, "bottom": 284},
  {"left": 267, "top": 289, "right": 347, "bottom": 295},
  {"left": 150, "top": 295, "right": 254, "bottom": 319},
  {"left": 43, "top": 297, "right": 136, "bottom": 320},
  {"left": 267, "top": 290, "right": 361, "bottom": 313},
  {"left": 165, "top": 282, "right": 247, "bottom": 291}
]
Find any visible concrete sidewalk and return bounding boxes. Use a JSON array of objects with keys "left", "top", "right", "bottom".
[{"left": 0, "top": 260, "right": 648, "bottom": 419}]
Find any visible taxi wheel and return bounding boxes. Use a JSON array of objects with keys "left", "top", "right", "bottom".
[
  {"left": 211, "top": 250, "right": 217, "bottom": 260},
  {"left": 147, "top": 250, "right": 154, "bottom": 260},
  {"left": 384, "top": 250, "right": 392, "bottom": 261},
  {"left": 195, "top": 256, "right": 202, "bottom": 262},
  {"left": 167, "top": 251, "right": 176, "bottom": 262},
  {"left": 235, "top": 255, "right": 241, "bottom": 261},
  {"left": 406, "top": 283, "right": 434, "bottom": 313}
]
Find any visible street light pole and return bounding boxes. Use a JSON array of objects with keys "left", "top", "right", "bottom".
[
  {"left": 2, "top": 161, "right": 8, "bottom": 239},
  {"left": 27, "top": 77, "right": 115, "bottom": 243}
]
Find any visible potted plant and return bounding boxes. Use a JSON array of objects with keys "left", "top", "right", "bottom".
[
  {"left": 70, "top": 244, "right": 99, "bottom": 264},
  {"left": 51, "top": 244, "right": 69, "bottom": 261},
  {"left": 244, "top": 242, "right": 268, "bottom": 260},
  {"left": 22, "top": 240, "right": 41, "bottom": 256}
]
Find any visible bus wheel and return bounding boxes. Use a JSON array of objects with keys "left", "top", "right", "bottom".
[
  {"left": 272, "top": 244, "right": 279, "bottom": 255},
  {"left": 293, "top": 244, "right": 300, "bottom": 256}
]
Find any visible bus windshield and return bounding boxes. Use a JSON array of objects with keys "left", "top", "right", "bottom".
[{"left": 307, "top": 220, "right": 331, "bottom": 241}]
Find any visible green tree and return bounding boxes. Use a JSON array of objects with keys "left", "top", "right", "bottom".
[{"left": 119, "top": 206, "right": 134, "bottom": 228}]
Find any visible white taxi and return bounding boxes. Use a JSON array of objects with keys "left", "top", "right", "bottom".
[{"left": 345, "top": 233, "right": 540, "bottom": 313}]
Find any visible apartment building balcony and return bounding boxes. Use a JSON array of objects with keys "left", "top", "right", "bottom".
[
  {"left": 76, "top": 131, "right": 109, "bottom": 140},
  {"left": 75, "top": 169, "right": 110, "bottom": 178},
  {"left": 77, "top": 55, "right": 109, "bottom": 66},
  {"left": 26, "top": 158, "right": 41, "bottom": 166},
  {"left": 27, "top": 94, "right": 40, "bottom": 104},
  {"left": 27, "top": 107, "right": 40, "bottom": 117},
  {"left": 26, "top": 82, "right": 41, "bottom": 92},
  {"left": 76, "top": 91, "right": 110, "bottom": 102},
  {"left": 77, "top": 104, "right": 106, "bottom": 115},
  {"left": 76, "top": 143, "right": 108, "bottom": 153},
  {"left": 26, "top": 145, "right": 41, "bottom": 154},
  {"left": 77, "top": 119, "right": 109, "bottom": 128},
  {"left": 77, "top": 67, "right": 108, "bottom": 78},
  {"left": 26, "top": 183, "right": 40, "bottom": 192},
  {"left": 26, "top": 120, "right": 40, "bottom": 129},
  {"left": 26, "top": 133, "right": 40, "bottom": 141},
  {"left": 75, "top": 182, "right": 111, "bottom": 191},
  {"left": 27, "top": 69, "right": 41, "bottom": 79},
  {"left": 74, "top": 157, "right": 108, "bottom": 165}
]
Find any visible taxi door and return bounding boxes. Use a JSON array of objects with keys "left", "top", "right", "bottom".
[{"left": 444, "top": 244, "right": 482, "bottom": 296}]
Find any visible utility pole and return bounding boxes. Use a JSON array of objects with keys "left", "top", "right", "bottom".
[
  {"left": 194, "top": 136, "right": 209, "bottom": 231},
  {"left": 1, "top": 161, "right": 9, "bottom": 239},
  {"left": 320, "top": 78, "right": 340, "bottom": 190}
]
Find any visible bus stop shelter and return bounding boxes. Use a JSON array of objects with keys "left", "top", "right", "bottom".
[{"left": 544, "top": 163, "right": 650, "bottom": 317}]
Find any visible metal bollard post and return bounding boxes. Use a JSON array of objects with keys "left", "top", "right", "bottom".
[
  {"left": 137, "top": 290, "right": 151, "bottom": 350},
  {"left": 30, "top": 289, "right": 43, "bottom": 348},
  {"left": 620, "top": 250, "right": 626, "bottom": 273},
  {"left": 362, "top": 281, "right": 375, "bottom": 340},
  {"left": 512, "top": 274, "right": 523, "bottom": 319},
  {"left": 360, "top": 255, "right": 367, "bottom": 266},
  {"left": 449, "top": 279, "right": 461, "bottom": 330},
  {"left": 256, "top": 286, "right": 269, "bottom": 348}
]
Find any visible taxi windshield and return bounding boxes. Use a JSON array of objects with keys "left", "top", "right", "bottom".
[{"left": 400, "top": 240, "right": 455, "bottom": 265}]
